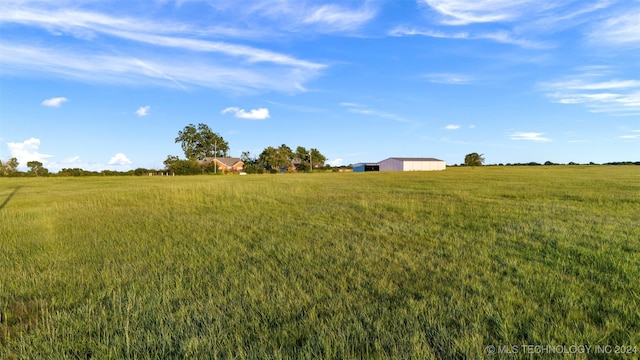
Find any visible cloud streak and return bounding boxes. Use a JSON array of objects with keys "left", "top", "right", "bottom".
[
  {"left": 420, "top": 0, "right": 609, "bottom": 27},
  {"left": 510, "top": 132, "right": 551, "bottom": 142},
  {"left": 619, "top": 130, "right": 640, "bottom": 140},
  {"left": 542, "top": 68, "right": 640, "bottom": 116},
  {"left": 340, "top": 102, "right": 409, "bottom": 124},
  {"left": 589, "top": 10, "right": 640, "bottom": 47},
  {"left": 422, "top": 0, "right": 537, "bottom": 25},
  {"left": 0, "top": 42, "right": 320, "bottom": 92},
  {"left": 422, "top": 73, "right": 474, "bottom": 85},
  {"left": 388, "top": 27, "right": 545, "bottom": 49},
  {"left": 0, "top": 3, "right": 326, "bottom": 93},
  {"left": 303, "top": 4, "right": 376, "bottom": 32}
]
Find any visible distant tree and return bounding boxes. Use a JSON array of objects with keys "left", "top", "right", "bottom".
[
  {"left": 163, "top": 155, "right": 201, "bottom": 175},
  {"left": 175, "top": 123, "right": 229, "bottom": 160},
  {"left": 295, "top": 146, "right": 310, "bottom": 172},
  {"left": 196, "top": 123, "right": 229, "bottom": 158},
  {"left": 57, "top": 168, "right": 86, "bottom": 176},
  {"left": 163, "top": 155, "right": 180, "bottom": 167},
  {"left": 259, "top": 146, "right": 290, "bottom": 171},
  {"left": 240, "top": 151, "right": 253, "bottom": 164},
  {"left": 309, "top": 148, "right": 326, "bottom": 169},
  {"left": 27, "top": 161, "right": 48, "bottom": 177},
  {"left": 0, "top": 158, "right": 19, "bottom": 177},
  {"left": 134, "top": 168, "right": 155, "bottom": 176},
  {"left": 240, "top": 151, "right": 263, "bottom": 174},
  {"left": 464, "top": 153, "right": 485, "bottom": 167}
]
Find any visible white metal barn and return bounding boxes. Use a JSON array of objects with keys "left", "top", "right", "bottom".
[{"left": 378, "top": 157, "right": 446, "bottom": 171}]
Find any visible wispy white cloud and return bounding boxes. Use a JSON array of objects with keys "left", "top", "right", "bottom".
[
  {"left": 444, "top": 124, "right": 461, "bottom": 130},
  {"left": 398, "top": 1, "right": 616, "bottom": 51},
  {"left": 108, "top": 153, "right": 132, "bottom": 165},
  {"left": 422, "top": 0, "right": 536, "bottom": 25},
  {"left": 510, "top": 132, "right": 551, "bottom": 142},
  {"left": 221, "top": 107, "right": 270, "bottom": 120},
  {"left": 303, "top": 4, "right": 376, "bottom": 32},
  {"left": 266, "top": 100, "right": 327, "bottom": 113},
  {"left": 589, "top": 10, "right": 640, "bottom": 47},
  {"left": 7, "top": 137, "right": 53, "bottom": 167},
  {"left": 42, "top": 97, "right": 68, "bottom": 107},
  {"left": 388, "top": 27, "right": 545, "bottom": 49},
  {"left": 0, "top": 42, "right": 320, "bottom": 92},
  {"left": 619, "top": 130, "right": 640, "bottom": 140},
  {"left": 541, "top": 68, "right": 640, "bottom": 116},
  {"left": 422, "top": 73, "right": 474, "bottom": 85},
  {"left": 389, "top": 27, "right": 467, "bottom": 38},
  {"left": 562, "top": 79, "right": 640, "bottom": 90},
  {"left": 136, "top": 105, "right": 150, "bottom": 117},
  {"left": 420, "top": 0, "right": 606, "bottom": 27},
  {"left": 340, "top": 102, "right": 409, "bottom": 123},
  {"left": 208, "top": 0, "right": 378, "bottom": 33},
  {"left": 0, "top": 3, "right": 326, "bottom": 93}
]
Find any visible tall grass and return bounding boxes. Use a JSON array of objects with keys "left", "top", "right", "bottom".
[{"left": 1, "top": 166, "right": 639, "bottom": 358}]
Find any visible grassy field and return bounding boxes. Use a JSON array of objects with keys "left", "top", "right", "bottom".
[{"left": 1, "top": 166, "right": 639, "bottom": 359}]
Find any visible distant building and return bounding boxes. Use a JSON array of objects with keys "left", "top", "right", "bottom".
[
  {"left": 352, "top": 163, "right": 380, "bottom": 172},
  {"left": 199, "top": 157, "right": 244, "bottom": 173},
  {"left": 378, "top": 157, "right": 445, "bottom": 171}
]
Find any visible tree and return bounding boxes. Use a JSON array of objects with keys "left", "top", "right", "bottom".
[
  {"left": 196, "top": 123, "right": 229, "bottom": 158},
  {"left": 258, "top": 145, "right": 293, "bottom": 172},
  {"left": 175, "top": 123, "right": 229, "bottom": 160},
  {"left": 240, "top": 151, "right": 263, "bottom": 174},
  {"left": 57, "top": 168, "right": 87, "bottom": 177},
  {"left": 0, "top": 158, "right": 19, "bottom": 177},
  {"left": 163, "top": 155, "right": 201, "bottom": 175},
  {"left": 256, "top": 145, "right": 327, "bottom": 173},
  {"left": 464, "top": 153, "right": 485, "bottom": 167},
  {"left": 309, "top": 148, "right": 326, "bottom": 169},
  {"left": 27, "top": 161, "right": 48, "bottom": 177},
  {"left": 294, "top": 146, "right": 310, "bottom": 172},
  {"left": 164, "top": 155, "right": 180, "bottom": 168}
]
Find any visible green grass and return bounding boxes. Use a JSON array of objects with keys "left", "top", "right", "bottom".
[{"left": 1, "top": 166, "right": 639, "bottom": 359}]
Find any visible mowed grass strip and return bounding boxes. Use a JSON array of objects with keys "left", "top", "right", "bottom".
[{"left": 1, "top": 166, "right": 639, "bottom": 359}]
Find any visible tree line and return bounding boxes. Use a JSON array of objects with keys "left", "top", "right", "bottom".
[
  {"left": 164, "top": 123, "right": 328, "bottom": 175},
  {"left": 455, "top": 153, "right": 639, "bottom": 167},
  {"left": 0, "top": 158, "right": 165, "bottom": 177},
  {"left": 0, "top": 123, "right": 330, "bottom": 177},
  {"left": 3, "top": 133, "right": 637, "bottom": 177},
  {"left": 1, "top": 158, "right": 51, "bottom": 177}
]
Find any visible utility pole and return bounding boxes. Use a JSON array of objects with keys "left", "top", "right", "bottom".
[
  {"left": 309, "top": 151, "right": 312, "bottom": 172},
  {"left": 214, "top": 141, "right": 217, "bottom": 173}
]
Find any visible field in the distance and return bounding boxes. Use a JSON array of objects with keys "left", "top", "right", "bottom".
[{"left": 1, "top": 166, "right": 639, "bottom": 359}]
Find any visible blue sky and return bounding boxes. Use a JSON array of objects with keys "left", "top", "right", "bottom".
[{"left": 1, "top": 0, "right": 638, "bottom": 171}]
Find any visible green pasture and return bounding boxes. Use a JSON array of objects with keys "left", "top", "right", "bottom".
[{"left": 1, "top": 166, "right": 639, "bottom": 358}]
